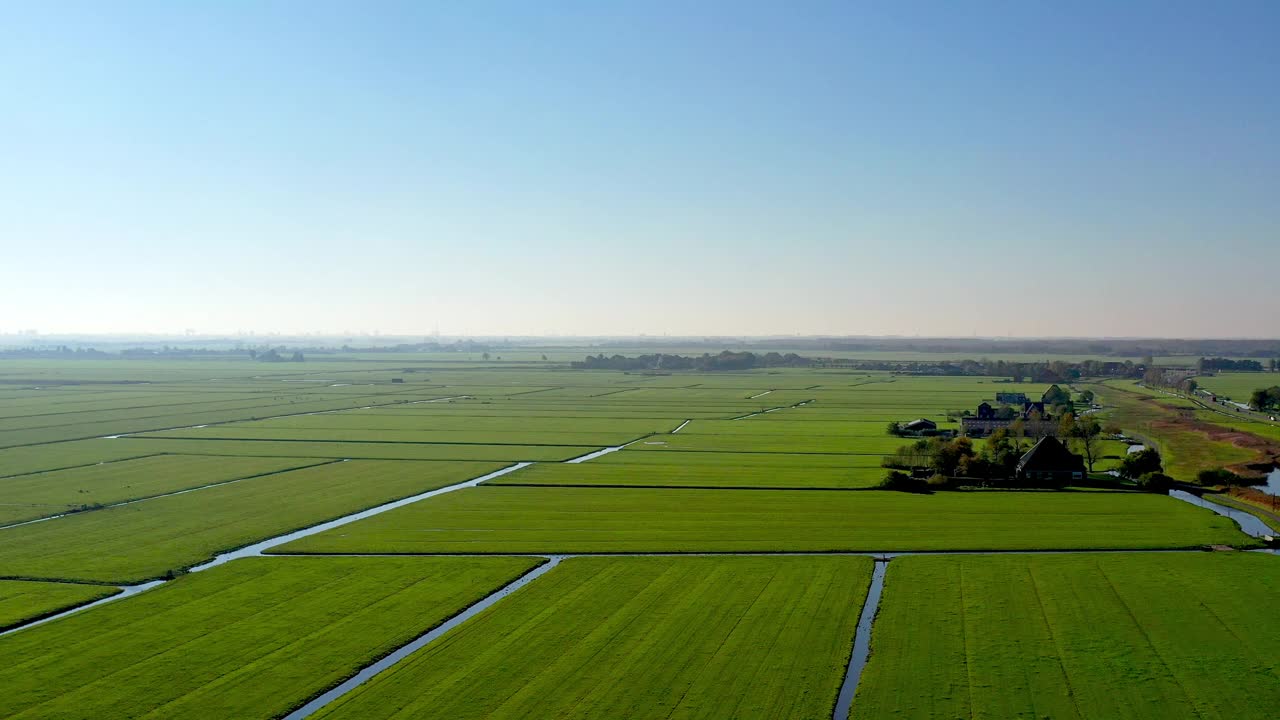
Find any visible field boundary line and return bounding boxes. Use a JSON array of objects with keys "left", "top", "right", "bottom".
[{"left": 0, "top": 453, "right": 166, "bottom": 481}]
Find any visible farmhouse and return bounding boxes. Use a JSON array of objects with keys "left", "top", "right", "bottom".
[
  {"left": 1015, "top": 436, "right": 1086, "bottom": 484},
  {"left": 961, "top": 400, "right": 1057, "bottom": 437},
  {"left": 902, "top": 418, "right": 937, "bottom": 433},
  {"left": 995, "top": 392, "right": 1028, "bottom": 404}
]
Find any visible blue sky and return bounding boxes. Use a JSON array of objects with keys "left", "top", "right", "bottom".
[{"left": 2, "top": 1, "right": 1276, "bottom": 337}]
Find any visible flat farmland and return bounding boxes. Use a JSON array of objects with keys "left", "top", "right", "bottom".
[
  {"left": 0, "top": 454, "right": 327, "bottom": 526},
  {"left": 0, "top": 440, "right": 161, "bottom": 478},
  {"left": 0, "top": 579, "right": 117, "bottom": 632},
  {"left": 276, "top": 486, "right": 1253, "bottom": 555},
  {"left": 596, "top": 449, "right": 889, "bottom": 467},
  {"left": 136, "top": 425, "right": 656, "bottom": 447},
  {"left": 1197, "top": 372, "right": 1277, "bottom": 400},
  {"left": 0, "top": 393, "right": 454, "bottom": 448},
  {"left": 243, "top": 412, "right": 683, "bottom": 436},
  {"left": 627, "top": 432, "right": 913, "bottom": 455},
  {"left": 312, "top": 556, "right": 872, "bottom": 720},
  {"left": 0, "top": 459, "right": 506, "bottom": 583},
  {"left": 112, "top": 437, "right": 595, "bottom": 462},
  {"left": 678, "top": 419, "right": 917, "bottom": 435},
  {"left": 489, "top": 462, "right": 885, "bottom": 489},
  {"left": 0, "top": 556, "right": 540, "bottom": 719},
  {"left": 853, "top": 553, "right": 1280, "bottom": 720}
]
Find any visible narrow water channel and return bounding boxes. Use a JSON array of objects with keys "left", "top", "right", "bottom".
[
  {"left": 1168, "top": 489, "right": 1276, "bottom": 541},
  {"left": 833, "top": 559, "right": 888, "bottom": 720},
  {"left": 1251, "top": 467, "right": 1280, "bottom": 496},
  {"left": 0, "top": 579, "right": 165, "bottom": 639},
  {"left": 0, "top": 462, "right": 535, "bottom": 635},
  {"left": 282, "top": 556, "right": 565, "bottom": 720},
  {"left": 190, "top": 462, "right": 533, "bottom": 572}
]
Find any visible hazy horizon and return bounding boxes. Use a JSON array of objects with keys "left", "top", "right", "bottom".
[{"left": 3, "top": 2, "right": 1277, "bottom": 338}]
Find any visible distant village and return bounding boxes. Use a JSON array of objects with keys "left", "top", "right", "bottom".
[{"left": 889, "top": 386, "right": 1078, "bottom": 440}]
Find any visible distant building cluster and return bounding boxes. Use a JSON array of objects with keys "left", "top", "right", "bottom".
[{"left": 961, "top": 389, "right": 1065, "bottom": 437}]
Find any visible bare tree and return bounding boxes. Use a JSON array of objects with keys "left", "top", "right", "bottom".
[{"left": 1071, "top": 416, "right": 1104, "bottom": 472}]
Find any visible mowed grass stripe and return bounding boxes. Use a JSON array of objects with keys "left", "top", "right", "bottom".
[
  {"left": 313, "top": 556, "right": 872, "bottom": 720},
  {"left": 0, "top": 580, "right": 118, "bottom": 632},
  {"left": 0, "top": 557, "right": 541, "bottom": 719},
  {"left": 276, "top": 486, "right": 1254, "bottom": 555},
  {"left": 0, "top": 459, "right": 506, "bottom": 584},
  {"left": 853, "top": 553, "right": 1280, "bottom": 720}
]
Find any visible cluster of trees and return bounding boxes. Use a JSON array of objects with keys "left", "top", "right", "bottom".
[
  {"left": 881, "top": 432, "right": 1041, "bottom": 485},
  {"left": 1249, "top": 386, "right": 1280, "bottom": 411},
  {"left": 884, "top": 416, "right": 1111, "bottom": 480},
  {"left": 0, "top": 346, "right": 110, "bottom": 359},
  {"left": 1110, "top": 448, "right": 1171, "bottom": 492},
  {"left": 1197, "top": 357, "right": 1268, "bottom": 372},
  {"left": 571, "top": 351, "right": 812, "bottom": 372}
]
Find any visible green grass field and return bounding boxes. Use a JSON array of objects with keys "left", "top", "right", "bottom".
[
  {"left": 313, "top": 556, "right": 872, "bottom": 720},
  {"left": 0, "top": 454, "right": 328, "bottom": 525},
  {"left": 0, "top": 580, "right": 117, "bottom": 632},
  {"left": 627, "top": 432, "right": 910, "bottom": 455},
  {"left": 276, "top": 486, "right": 1254, "bottom": 554},
  {"left": 597, "top": 449, "right": 888, "bottom": 467},
  {"left": 112, "top": 437, "right": 598, "bottom": 461},
  {"left": 1, "top": 357, "right": 1273, "bottom": 718},
  {"left": 0, "top": 556, "right": 540, "bottom": 719},
  {"left": 0, "top": 440, "right": 161, "bottom": 478},
  {"left": 488, "top": 462, "right": 885, "bottom": 488},
  {"left": 0, "top": 459, "right": 505, "bottom": 583},
  {"left": 1196, "top": 371, "right": 1280, "bottom": 401},
  {"left": 853, "top": 553, "right": 1280, "bottom": 720}
]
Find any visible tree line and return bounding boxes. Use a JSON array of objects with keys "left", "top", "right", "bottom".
[
  {"left": 1197, "top": 357, "right": 1272, "bottom": 372},
  {"left": 571, "top": 351, "right": 812, "bottom": 371}
]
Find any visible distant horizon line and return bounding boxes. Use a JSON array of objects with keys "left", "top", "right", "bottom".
[{"left": 3, "top": 332, "right": 1280, "bottom": 343}]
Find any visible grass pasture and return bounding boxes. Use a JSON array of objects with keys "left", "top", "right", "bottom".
[
  {"left": 277, "top": 486, "right": 1253, "bottom": 555},
  {"left": 0, "top": 580, "right": 117, "bottom": 632},
  {"left": 0, "top": 454, "right": 328, "bottom": 526},
  {"left": 489, "top": 461, "right": 885, "bottom": 489},
  {"left": 111, "top": 437, "right": 597, "bottom": 462},
  {"left": 853, "top": 553, "right": 1280, "bottom": 720},
  {"left": 0, "top": 440, "right": 162, "bottom": 478},
  {"left": 0, "top": 459, "right": 505, "bottom": 583},
  {"left": 0, "top": 556, "right": 540, "bottom": 719},
  {"left": 626, "top": 432, "right": 910, "bottom": 455},
  {"left": 313, "top": 556, "right": 872, "bottom": 720}
]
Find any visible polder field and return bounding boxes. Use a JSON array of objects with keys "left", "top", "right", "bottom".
[{"left": 0, "top": 354, "right": 1277, "bottom": 719}]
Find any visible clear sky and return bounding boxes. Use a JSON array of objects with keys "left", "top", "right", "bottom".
[{"left": 2, "top": 1, "right": 1277, "bottom": 338}]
